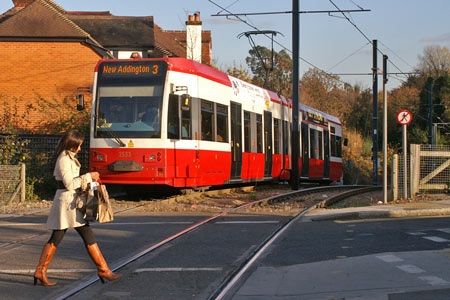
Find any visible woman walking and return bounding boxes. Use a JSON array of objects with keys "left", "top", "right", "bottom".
[{"left": 33, "top": 130, "right": 121, "bottom": 286}]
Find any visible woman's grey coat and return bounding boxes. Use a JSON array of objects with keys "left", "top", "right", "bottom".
[{"left": 46, "top": 151, "right": 92, "bottom": 230}]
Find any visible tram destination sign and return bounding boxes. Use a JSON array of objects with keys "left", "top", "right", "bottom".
[{"left": 98, "top": 60, "right": 167, "bottom": 84}]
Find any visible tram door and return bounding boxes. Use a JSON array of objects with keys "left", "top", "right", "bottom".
[
  {"left": 301, "top": 123, "right": 309, "bottom": 177},
  {"left": 264, "top": 111, "right": 273, "bottom": 177},
  {"left": 230, "top": 102, "right": 242, "bottom": 179},
  {"left": 323, "top": 129, "right": 330, "bottom": 178}
]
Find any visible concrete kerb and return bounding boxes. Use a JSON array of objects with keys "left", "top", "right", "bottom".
[{"left": 304, "top": 206, "right": 450, "bottom": 221}]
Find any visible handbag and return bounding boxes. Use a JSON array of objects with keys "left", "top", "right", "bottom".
[
  {"left": 97, "top": 183, "right": 114, "bottom": 223},
  {"left": 76, "top": 181, "right": 113, "bottom": 223}
]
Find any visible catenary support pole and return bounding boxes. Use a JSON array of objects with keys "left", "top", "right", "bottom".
[
  {"left": 291, "top": 0, "right": 300, "bottom": 190},
  {"left": 402, "top": 125, "right": 408, "bottom": 199},
  {"left": 382, "top": 55, "right": 388, "bottom": 203},
  {"left": 372, "top": 39, "right": 379, "bottom": 186},
  {"left": 427, "top": 78, "right": 433, "bottom": 145}
]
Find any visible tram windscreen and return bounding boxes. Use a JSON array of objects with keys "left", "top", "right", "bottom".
[
  {"left": 94, "top": 60, "right": 167, "bottom": 139},
  {"left": 95, "top": 86, "right": 163, "bottom": 138}
]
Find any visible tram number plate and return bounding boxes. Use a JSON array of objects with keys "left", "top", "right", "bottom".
[{"left": 118, "top": 151, "right": 132, "bottom": 158}]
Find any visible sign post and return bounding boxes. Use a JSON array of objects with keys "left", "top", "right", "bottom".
[{"left": 397, "top": 110, "right": 412, "bottom": 199}]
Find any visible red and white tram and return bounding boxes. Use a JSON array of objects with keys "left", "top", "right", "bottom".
[{"left": 85, "top": 58, "right": 343, "bottom": 188}]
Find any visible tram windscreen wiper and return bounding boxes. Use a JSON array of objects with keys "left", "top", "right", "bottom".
[
  {"left": 97, "top": 119, "right": 126, "bottom": 147},
  {"left": 106, "top": 128, "right": 126, "bottom": 147}
]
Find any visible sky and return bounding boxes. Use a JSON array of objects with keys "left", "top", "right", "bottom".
[{"left": 1, "top": 0, "right": 450, "bottom": 90}]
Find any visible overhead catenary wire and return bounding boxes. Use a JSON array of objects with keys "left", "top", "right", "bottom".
[
  {"left": 210, "top": 0, "right": 418, "bottom": 90},
  {"left": 326, "top": 42, "right": 370, "bottom": 72},
  {"left": 328, "top": 0, "right": 418, "bottom": 83},
  {"left": 208, "top": 0, "right": 354, "bottom": 87}
]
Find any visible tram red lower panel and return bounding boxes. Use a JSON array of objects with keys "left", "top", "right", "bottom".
[
  {"left": 90, "top": 147, "right": 342, "bottom": 186},
  {"left": 241, "top": 152, "right": 265, "bottom": 180},
  {"left": 90, "top": 147, "right": 232, "bottom": 187},
  {"left": 329, "top": 161, "right": 342, "bottom": 181}
]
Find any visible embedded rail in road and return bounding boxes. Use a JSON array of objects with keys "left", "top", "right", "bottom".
[{"left": 48, "top": 185, "right": 379, "bottom": 300}]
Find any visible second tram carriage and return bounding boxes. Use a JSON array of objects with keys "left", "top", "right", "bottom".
[{"left": 84, "top": 57, "right": 344, "bottom": 188}]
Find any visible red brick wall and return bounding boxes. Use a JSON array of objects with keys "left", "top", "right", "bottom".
[{"left": 0, "top": 41, "right": 101, "bottom": 132}]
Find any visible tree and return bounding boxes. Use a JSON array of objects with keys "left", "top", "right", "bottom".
[
  {"left": 393, "top": 45, "right": 450, "bottom": 145},
  {"left": 417, "top": 45, "right": 450, "bottom": 78},
  {"left": 300, "top": 68, "right": 347, "bottom": 118},
  {"left": 245, "top": 46, "right": 292, "bottom": 97},
  {"left": 226, "top": 63, "right": 252, "bottom": 82}
]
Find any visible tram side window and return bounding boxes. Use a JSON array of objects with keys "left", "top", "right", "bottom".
[
  {"left": 168, "top": 94, "right": 179, "bottom": 139},
  {"left": 256, "top": 114, "right": 263, "bottom": 153},
  {"left": 201, "top": 100, "right": 214, "bottom": 141},
  {"left": 283, "top": 121, "right": 290, "bottom": 155},
  {"left": 244, "top": 111, "right": 251, "bottom": 152},
  {"left": 310, "top": 128, "right": 323, "bottom": 160},
  {"left": 216, "top": 104, "right": 228, "bottom": 143},
  {"left": 331, "top": 134, "right": 342, "bottom": 157},
  {"left": 274, "top": 119, "right": 280, "bottom": 154},
  {"left": 330, "top": 126, "right": 342, "bottom": 157}
]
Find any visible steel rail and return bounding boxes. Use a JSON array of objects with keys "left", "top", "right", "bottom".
[
  {"left": 209, "top": 186, "right": 381, "bottom": 300},
  {"left": 49, "top": 185, "right": 373, "bottom": 300}
]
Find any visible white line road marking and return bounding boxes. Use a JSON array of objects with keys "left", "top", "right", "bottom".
[
  {"left": 134, "top": 267, "right": 222, "bottom": 273},
  {"left": 436, "top": 228, "right": 450, "bottom": 234},
  {"left": 214, "top": 221, "right": 279, "bottom": 224},
  {"left": 0, "top": 222, "right": 194, "bottom": 227},
  {"left": 406, "top": 231, "right": 426, "bottom": 236},
  {"left": 396, "top": 264, "right": 425, "bottom": 274},
  {"left": 423, "top": 236, "right": 449, "bottom": 242},
  {"left": 376, "top": 254, "right": 403, "bottom": 263},
  {"left": 418, "top": 276, "right": 450, "bottom": 286},
  {"left": 0, "top": 223, "right": 44, "bottom": 226}
]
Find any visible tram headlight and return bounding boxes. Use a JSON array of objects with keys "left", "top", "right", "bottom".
[
  {"left": 149, "top": 155, "right": 156, "bottom": 161},
  {"left": 93, "top": 152, "right": 106, "bottom": 162}
]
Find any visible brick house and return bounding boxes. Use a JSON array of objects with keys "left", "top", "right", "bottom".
[{"left": 0, "top": 0, "right": 211, "bottom": 133}]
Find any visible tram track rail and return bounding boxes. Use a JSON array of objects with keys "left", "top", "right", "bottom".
[
  {"left": 49, "top": 184, "right": 380, "bottom": 300},
  {"left": 209, "top": 185, "right": 382, "bottom": 299}
]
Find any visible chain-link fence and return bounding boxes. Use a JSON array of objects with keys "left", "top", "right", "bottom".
[
  {"left": 18, "top": 134, "right": 90, "bottom": 174},
  {"left": 395, "top": 154, "right": 411, "bottom": 200},
  {"left": 0, "top": 134, "right": 90, "bottom": 201},
  {"left": 417, "top": 144, "right": 450, "bottom": 193}
]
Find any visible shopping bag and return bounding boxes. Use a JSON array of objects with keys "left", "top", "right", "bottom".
[
  {"left": 84, "top": 190, "right": 99, "bottom": 222},
  {"left": 97, "top": 184, "right": 114, "bottom": 223}
]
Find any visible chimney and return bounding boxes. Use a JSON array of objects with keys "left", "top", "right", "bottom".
[
  {"left": 186, "top": 12, "right": 202, "bottom": 63},
  {"left": 12, "top": 0, "right": 35, "bottom": 9}
]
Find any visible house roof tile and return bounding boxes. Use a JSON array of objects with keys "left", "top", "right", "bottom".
[{"left": 67, "top": 14, "right": 155, "bottom": 48}]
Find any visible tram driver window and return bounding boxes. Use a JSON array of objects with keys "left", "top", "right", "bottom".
[
  {"left": 181, "top": 105, "right": 191, "bottom": 139},
  {"left": 168, "top": 94, "right": 179, "bottom": 139},
  {"left": 201, "top": 100, "right": 214, "bottom": 141}
]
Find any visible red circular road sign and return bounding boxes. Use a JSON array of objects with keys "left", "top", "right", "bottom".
[{"left": 397, "top": 110, "right": 412, "bottom": 125}]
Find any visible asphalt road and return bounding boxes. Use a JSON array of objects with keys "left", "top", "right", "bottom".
[
  {"left": 2, "top": 209, "right": 450, "bottom": 300},
  {"left": 231, "top": 216, "right": 450, "bottom": 300},
  {"left": 0, "top": 208, "right": 288, "bottom": 300}
]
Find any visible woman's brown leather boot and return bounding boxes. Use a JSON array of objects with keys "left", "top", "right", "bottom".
[
  {"left": 33, "top": 243, "right": 57, "bottom": 286},
  {"left": 86, "top": 243, "right": 122, "bottom": 283}
]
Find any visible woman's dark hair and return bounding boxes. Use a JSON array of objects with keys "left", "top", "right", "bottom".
[{"left": 54, "top": 130, "right": 84, "bottom": 162}]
